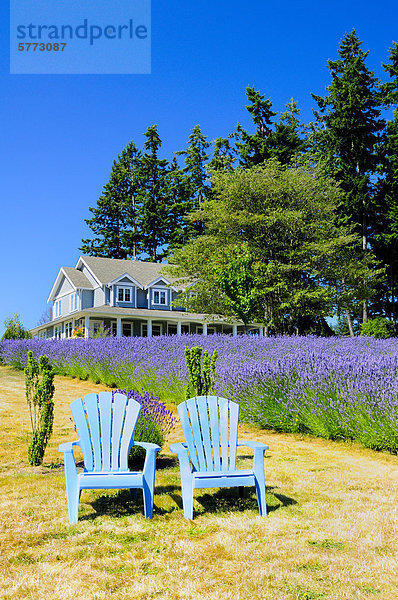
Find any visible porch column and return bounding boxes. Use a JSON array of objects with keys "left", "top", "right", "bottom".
[
  {"left": 147, "top": 318, "right": 152, "bottom": 337},
  {"left": 116, "top": 317, "right": 122, "bottom": 338},
  {"left": 232, "top": 324, "right": 238, "bottom": 337},
  {"left": 177, "top": 320, "right": 182, "bottom": 336},
  {"left": 84, "top": 315, "right": 90, "bottom": 339},
  {"left": 202, "top": 323, "right": 208, "bottom": 336}
]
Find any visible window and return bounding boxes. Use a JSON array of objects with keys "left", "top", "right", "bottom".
[
  {"left": 153, "top": 289, "right": 167, "bottom": 305},
  {"left": 65, "top": 322, "right": 73, "bottom": 338},
  {"left": 122, "top": 323, "right": 132, "bottom": 337},
  {"left": 54, "top": 300, "right": 61, "bottom": 318},
  {"left": 54, "top": 325, "right": 62, "bottom": 339},
  {"left": 117, "top": 286, "right": 132, "bottom": 303},
  {"left": 70, "top": 293, "right": 78, "bottom": 312}
]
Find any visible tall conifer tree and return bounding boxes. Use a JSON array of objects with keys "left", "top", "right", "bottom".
[
  {"left": 140, "top": 125, "right": 170, "bottom": 262},
  {"left": 311, "top": 30, "right": 384, "bottom": 323}
]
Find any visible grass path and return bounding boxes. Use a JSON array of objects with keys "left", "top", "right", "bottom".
[{"left": 0, "top": 365, "right": 397, "bottom": 599}]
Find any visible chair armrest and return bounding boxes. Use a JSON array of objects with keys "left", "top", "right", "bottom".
[
  {"left": 58, "top": 440, "right": 80, "bottom": 453},
  {"left": 170, "top": 443, "right": 192, "bottom": 478},
  {"left": 169, "top": 442, "right": 189, "bottom": 456},
  {"left": 133, "top": 441, "right": 161, "bottom": 453},
  {"left": 237, "top": 440, "right": 269, "bottom": 451}
]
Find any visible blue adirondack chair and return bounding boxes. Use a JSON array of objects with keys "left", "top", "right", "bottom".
[
  {"left": 170, "top": 396, "right": 268, "bottom": 519},
  {"left": 59, "top": 392, "right": 160, "bottom": 523}
]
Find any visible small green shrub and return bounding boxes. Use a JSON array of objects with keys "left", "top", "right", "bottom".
[
  {"left": 2, "top": 313, "right": 31, "bottom": 340},
  {"left": 360, "top": 317, "right": 395, "bottom": 339},
  {"left": 25, "top": 350, "right": 55, "bottom": 466},
  {"left": 185, "top": 346, "right": 218, "bottom": 399}
]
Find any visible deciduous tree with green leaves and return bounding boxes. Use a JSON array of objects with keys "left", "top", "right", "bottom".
[{"left": 168, "top": 161, "right": 379, "bottom": 335}]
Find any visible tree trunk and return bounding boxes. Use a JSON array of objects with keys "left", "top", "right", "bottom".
[{"left": 345, "top": 309, "right": 355, "bottom": 337}]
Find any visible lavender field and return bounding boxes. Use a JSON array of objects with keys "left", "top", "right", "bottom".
[{"left": 2, "top": 335, "right": 398, "bottom": 453}]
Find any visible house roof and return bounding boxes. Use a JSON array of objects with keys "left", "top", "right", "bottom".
[
  {"left": 47, "top": 266, "right": 93, "bottom": 302},
  {"left": 76, "top": 256, "right": 181, "bottom": 289},
  {"left": 62, "top": 267, "right": 94, "bottom": 290}
]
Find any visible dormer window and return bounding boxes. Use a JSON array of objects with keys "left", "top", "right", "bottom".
[
  {"left": 117, "top": 286, "right": 132, "bottom": 302},
  {"left": 54, "top": 300, "right": 61, "bottom": 318},
  {"left": 153, "top": 289, "right": 167, "bottom": 305}
]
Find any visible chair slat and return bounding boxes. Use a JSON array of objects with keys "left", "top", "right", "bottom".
[
  {"left": 84, "top": 394, "right": 102, "bottom": 471},
  {"left": 219, "top": 398, "right": 230, "bottom": 471},
  {"left": 228, "top": 401, "right": 239, "bottom": 470},
  {"left": 119, "top": 397, "right": 141, "bottom": 470},
  {"left": 71, "top": 397, "right": 94, "bottom": 471},
  {"left": 208, "top": 397, "right": 221, "bottom": 471},
  {"left": 111, "top": 394, "right": 128, "bottom": 471},
  {"left": 196, "top": 396, "right": 214, "bottom": 471},
  {"left": 98, "top": 391, "right": 113, "bottom": 471},
  {"left": 186, "top": 398, "right": 207, "bottom": 471},
  {"left": 177, "top": 401, "right": 200, "bottom": 471}
]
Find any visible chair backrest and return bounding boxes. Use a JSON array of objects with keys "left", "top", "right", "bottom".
[
  {"left": 71, "top": 392, "right": 140, "bottom": 472},
  {"left": 177, "top": 396, "right": 239, "bottom": 473}
]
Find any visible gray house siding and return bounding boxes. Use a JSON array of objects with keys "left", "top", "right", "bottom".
[
  {"left": 94, "top": 286, "right": 105, "bottom": 307},
  {"left": 137, "top": 289, "right": 148, "bottom": 309},
  {"left": 54, "top": 276, "right": 73, "bottom": 299},
  {"left": 81, "top": 289, "right": 94, "bottom": 309}
]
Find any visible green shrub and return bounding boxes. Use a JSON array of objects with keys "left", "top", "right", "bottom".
[
  {"left": 360, "top": 317, "right": 395, "bottom": 339},
  {"left": 25, "top": 351, "right": 55, "bottom": 466},
  {"left": 185, "top": 346, "right": 218, "bottom": 399}
]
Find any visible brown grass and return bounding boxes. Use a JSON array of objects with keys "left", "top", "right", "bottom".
[{"left": 0, "top": 365, "right": 398, "bottom": 599}]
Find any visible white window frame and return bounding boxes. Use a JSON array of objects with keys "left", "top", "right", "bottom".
[
  {"left": 152, "top": 288, "right": 168, "bottom": 306},
  {"left": 65, "top": 321, "right": 73, "bottom": 338},
  {"left": 54, "top": 324, "right": 62, "bottom": 339},
  {"left": 54, "top": 300, "right": 61, "bottom": 318},
  {"left": 70, "top": 292, "right": 79, "bottom": 313},
  {"left": 117, "top": 286, "right": 133, "bottom": 304}
]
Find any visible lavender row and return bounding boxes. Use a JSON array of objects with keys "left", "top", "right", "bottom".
[{"left": 2, "top": 335, "right": 398, "bottom": 452}]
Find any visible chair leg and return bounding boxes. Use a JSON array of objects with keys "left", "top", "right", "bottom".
[
  {"left": 254, "top": 474, "right": 267, "bottom": 516},
  {"left": 181, "top": 476, "right": 194, "bottom": 519},
  {"left": 66, "top": 482, "right": 80, "bottom": 524},
  {"left": 142, "top": 480, "right": 154, "bottom": 519}
]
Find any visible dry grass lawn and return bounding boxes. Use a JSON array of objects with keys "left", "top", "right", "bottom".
[{"left": 0, "top": 365, "right": 398, "bottom": 599}]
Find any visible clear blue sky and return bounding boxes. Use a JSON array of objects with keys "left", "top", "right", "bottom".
[{"left": 1, "top": 0, "right": 397, "bottom": 334}]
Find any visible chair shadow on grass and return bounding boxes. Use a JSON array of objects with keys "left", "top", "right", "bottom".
[{"left": 169, "top": 485, "right": 297, "bottom": 516}]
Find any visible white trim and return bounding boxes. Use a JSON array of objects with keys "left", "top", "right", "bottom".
[
  {"left": 151, "top": 287, "right": 169, "bottom": 306},
  {"left": 48, "top": 267, "right": 91, "bottom": 302},
  {"left": 144, "top": 276, "right": 177, "bottom": 291},
  {"left": 116, "top": 285, "right": 136, "bottom": 305},
  {"left": 75, "top": 257, "right": 102, "bottom": 287},
  {"left": 108, "top": 272, "right": 143, "bottom": 289}
]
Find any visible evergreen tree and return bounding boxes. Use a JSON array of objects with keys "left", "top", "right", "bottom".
[
  {"left": 166, "top": 157, "right": 196, "bottom": 251},
  {"left": 177, "top": 125, "right": 210, "bottom": 236},
  {"left": 140, "top": 125, "right": 170, "bottom": 262},
  {"left": 311, "top": 29, "right": 384, "bottom": 323},
  {"left": 80, "top": 141, "right": 143, "bottom": 259},
  {"left": 208, "top": 136, "right": 236, "bottom": 172},
  {"left": 266, "top": 100, "right": 306, "bottom": 165},
  {"left": 373, "top": 42, "right": 398, "bottom": 324},
  {"left": 236, "top": 87, "right": 276, "bottom": 167}
]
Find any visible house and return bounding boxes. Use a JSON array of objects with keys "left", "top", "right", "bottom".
[{"left": 30, "top": 256, "right": 265, "bottom": 339}]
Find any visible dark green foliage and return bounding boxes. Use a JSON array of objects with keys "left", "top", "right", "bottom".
[
  {"left": 139, "top": 125, "right": 170, "bottom": 261},
  {"left": 360, "top": 317, "right": 394, "bottom": 338},
  {"left": 2, "top": 314, "right": 31, "bottom": 340},
  {"left": 80, "top": 141, "right": 143, "bottom": 259},
  {"left": 236, "top": 87, "right": 276, "bottom": 167},
  {"left": 185, "top": 346, "right": 218, "bottom": 399},
  {"left": 213, "top": 244, "right": 264, "bottom": 329},
  {"left": 25, "top": 351, "right": 55, "bottom": 466}
]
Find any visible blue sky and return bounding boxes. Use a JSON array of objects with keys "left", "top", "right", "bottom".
[{"left": 1, "top": 0, "right": 398, "bottom": 334}]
